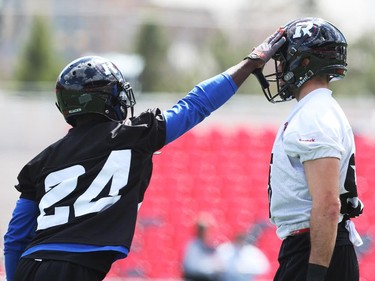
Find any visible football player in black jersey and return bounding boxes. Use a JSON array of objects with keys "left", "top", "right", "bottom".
[{"left": 4, "top": 29, "right": 285, "bottom": 281}]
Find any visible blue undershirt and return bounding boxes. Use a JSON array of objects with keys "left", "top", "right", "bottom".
[{"left": 164, "top": 73, "right": 237, "bottom": 144}]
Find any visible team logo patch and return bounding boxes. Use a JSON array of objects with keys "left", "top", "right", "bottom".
[{"left": 288, "top": 21, "right": 319, "bottom": 46}]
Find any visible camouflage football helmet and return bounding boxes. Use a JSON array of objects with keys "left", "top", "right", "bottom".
[{"left": 56, "top": 56, "right": 136, "bottom": 126}]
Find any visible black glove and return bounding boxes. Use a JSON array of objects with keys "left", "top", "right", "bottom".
[{"left": 347, "top": 197, "right": 364, "bottom": 218}]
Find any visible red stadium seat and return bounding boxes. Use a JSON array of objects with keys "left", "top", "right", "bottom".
[{"left": 108, "top": 129, "right": 375, "bottom": 280}]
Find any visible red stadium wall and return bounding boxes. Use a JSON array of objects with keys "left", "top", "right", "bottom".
[{"left": 106, "top": 128, "right": 375, "bottom": 281}]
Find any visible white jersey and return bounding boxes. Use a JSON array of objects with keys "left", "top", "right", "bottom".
[{"left": 269, "top": 88, "right": 361, "bottom": 239}]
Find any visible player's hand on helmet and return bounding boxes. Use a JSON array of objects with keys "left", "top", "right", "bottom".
[{"left": 247, "top": 28, "right": 286, "bottom": 65}]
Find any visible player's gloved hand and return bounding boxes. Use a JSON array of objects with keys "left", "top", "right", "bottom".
[
  {"left": 347, "top": 197, "right": 364, "bottom": 218},
  {"left": 246, "top": 27, "right": 286, "bottom": 63}
]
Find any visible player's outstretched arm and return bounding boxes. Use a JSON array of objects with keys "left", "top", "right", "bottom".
[{"left": 163, "top": 28, "right": 286, "bottom": 144}]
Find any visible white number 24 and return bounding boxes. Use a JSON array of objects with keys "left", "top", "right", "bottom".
[{"left": 37, "top": 150, "right": 131, "bottom": 230}]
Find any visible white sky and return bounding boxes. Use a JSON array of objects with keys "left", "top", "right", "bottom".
[
  {"left": 316, "top": 0, "right": 375, "bottom": 40},
  {"left": 151, "top": 0, "right": 375, "bottom": 41}
]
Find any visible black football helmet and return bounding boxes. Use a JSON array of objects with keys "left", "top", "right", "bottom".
[
  {"left": 55, "top": 56, "right": 136, "bottom": 126},
  {"left": 254, "top": 17, "right": 348, "bottom": 103}
]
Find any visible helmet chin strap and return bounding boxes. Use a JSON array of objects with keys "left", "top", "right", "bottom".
[{"left": 253, "top": 69, "right": 274, "bottom": 102}]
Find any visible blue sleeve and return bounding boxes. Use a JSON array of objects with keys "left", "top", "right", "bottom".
[
  {"left": 163, "top": 72, "right": 237, "bottom": 144},
  {"left": 4, "top": 198, "right": 38, "bottom": 281}
]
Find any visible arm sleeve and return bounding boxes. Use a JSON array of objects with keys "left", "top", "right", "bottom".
[
  {"left": 163, "top": 72, "right": 237, "bottom": 144},
  {"left": 4, "top": 198, "right": 38, "bottom": 281}
]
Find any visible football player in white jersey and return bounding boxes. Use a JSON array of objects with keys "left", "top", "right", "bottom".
[{"left": 254, "top": 17, "right": 364, "bottom": 281}]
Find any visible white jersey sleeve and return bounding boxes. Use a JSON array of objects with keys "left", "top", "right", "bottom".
[{"left": 283, "top": 90, "right": 348, "bottom": 163}]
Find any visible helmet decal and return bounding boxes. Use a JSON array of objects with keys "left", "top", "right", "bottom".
[{"left": 292, "top": 22, "right": 315, "bottom": 40}]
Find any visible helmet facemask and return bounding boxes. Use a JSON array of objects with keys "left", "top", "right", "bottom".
[
  {"left": 109, "top": 80, "right": 136, "bottom": 122},
  {"left": 257, "top": 57, "right": 295, "bottom": 103}
]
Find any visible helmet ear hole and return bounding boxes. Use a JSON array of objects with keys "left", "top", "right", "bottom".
[{"left": 301, "top": 58, "right": 310, "bottom": 67}]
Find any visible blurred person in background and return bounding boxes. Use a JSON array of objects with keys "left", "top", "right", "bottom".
[
  {"left": 182, "top": 213, "right": 219, "bottom": 281},
  {"left": 3, "top": 29, "right": 286, "bottom": 281},
  {"left": 254, "top": 17, "right": 364, "bottom": 281},
  {"left": 215, "top": 232, "right": 270, "bottom": 281}
]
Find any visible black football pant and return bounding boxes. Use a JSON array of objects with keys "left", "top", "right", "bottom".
[
  {"left": 13, "top": 258, "right": 106, "bottom": 281},
  {"left": 273, "top": 222, "right": 359, "bottom": 281}
]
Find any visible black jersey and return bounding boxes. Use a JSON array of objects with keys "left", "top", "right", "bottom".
[
  {"left": 5, "top": 72, "right": 238, "bottom": 279},
  {"left": 16, "top": 109, "right": 166, "bottom": 252}
]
